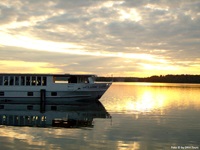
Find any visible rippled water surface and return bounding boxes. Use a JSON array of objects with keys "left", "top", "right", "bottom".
[{"left": 1, "top": 82, "right": 200, "bottom": 150}]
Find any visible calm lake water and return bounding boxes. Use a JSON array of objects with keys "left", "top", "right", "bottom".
[{"left": 1, "top": 82, "right": 200, "bottom": 150}]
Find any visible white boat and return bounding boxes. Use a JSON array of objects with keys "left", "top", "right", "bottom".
[{"left": 0, "top": 73, "right": 112, "bottom": 113}]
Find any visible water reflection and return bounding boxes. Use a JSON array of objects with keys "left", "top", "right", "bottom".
[
  {"left": 0, "top": 101, "right": 111, "bottom": 128},
  {"left": 1, "top": 83, "right": 200, "bottom": 149},
  {"left": 117, "top": 141, "right": 140, "bottom": 150},
  {"left": 101, "top": 82, "right": 200, "bottom": 113},
  {"left": 0, "top": 101, "right": 111, "bottom": 149},
  {"left": 100, "top": 83, "right": 200, "bottom": 149}
]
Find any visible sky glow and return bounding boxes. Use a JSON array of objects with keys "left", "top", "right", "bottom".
[{"left": 0, "top": 0, "right": 200, "bottom": 77}]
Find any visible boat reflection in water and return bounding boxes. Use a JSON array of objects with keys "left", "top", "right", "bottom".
[{"left": 0, "top": 101, "right": 111, "bottom": 128}]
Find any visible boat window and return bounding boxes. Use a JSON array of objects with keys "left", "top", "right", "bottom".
[
  {"left": 0, "top": 105, "right": 4, "bottom": 109},
  {"left": 26, "top": 76, "right": 31, "bottom": 86},
  {"left": 0, "top": 92, "right": 4, "bottom": 96},
  {"left": 32, "top": 76, "right": 36, "bottom": 86},
  {"left": 51, "top": 106, "right": 57, "bottom": 111},
  {"left": 53, "top": 76, "right": 69, "bottom": 83},
  {"left": 10, "top": 76, "right": 14, "bottom": 85},
  {"left": 27, "top": 105, "right": 33, "bottom": 110},
  {"left": 25, "top": 116, "right": 31, "bottom": 124},
  {"left": 68, "top": 76, "right": 77, "bottom": 83},
  {"left": 51, "top": 92, "right": 57, "bottom": 96},
  {"left": 21, "top": 76, "right": 25, "bottom": 85},
  {"left": 42, "top": 77, "right": 47, "bottom": 86},
  {"left": 15, "top": 76, "right": 19, "bottom": 85},
  {"left": 27, "top": 92, "right": 33, "bottom": 96},
  {"left": 0, "top": 76, "right": 2, "bottom": 85},
  {"left": 4, "top": 76, "right": 8, "bottom": 85},
  {"left": 37, "top": 76, "right": 41, "bottom": 86},
  {"left": 32, "top": 116, "right": 35, "bottom": 122},
  {"left": 41, "top": 116, "right": 46, "bottom": 121}
]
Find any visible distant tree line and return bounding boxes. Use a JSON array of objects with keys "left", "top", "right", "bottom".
[
  {"left": 140, "top": 75, "right": 200, "bottom": 83},
  {"left": 96, "top": 75, "right": 200, "bottom": 83}
]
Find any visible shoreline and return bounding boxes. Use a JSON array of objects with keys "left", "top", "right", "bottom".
[{"left": 96, "top": 74, "right": 200, "bottom": 84}]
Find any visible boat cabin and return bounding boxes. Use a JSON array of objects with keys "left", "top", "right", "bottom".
[{"left": 0, "top": 73, "right": 96, "bottom": 86}]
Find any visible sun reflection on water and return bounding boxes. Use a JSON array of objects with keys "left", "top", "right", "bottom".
[
  {"left": 117, "top": 141, "right": 140, "bottom": 150},
  {"left": 102, "top": 82, "right": 200, "bottom": 113},
  {"left": 125, "top": 91, "right": 166, "bottom": 112}
]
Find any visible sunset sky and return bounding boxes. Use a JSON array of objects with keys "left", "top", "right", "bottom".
[{"left": 0, "top": 0, "right": 199, "bottom": 77}]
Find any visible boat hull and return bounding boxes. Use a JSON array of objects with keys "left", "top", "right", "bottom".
[
  {"left": 0, "top": 90, "right": 108, "bottom": 104},
  {"left": 0, "top": 82, "right": 112, "bottom": 103}
]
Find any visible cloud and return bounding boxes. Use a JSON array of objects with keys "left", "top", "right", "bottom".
[{"left": 0, "top": 0, "right": 199, "bottom": 76}]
